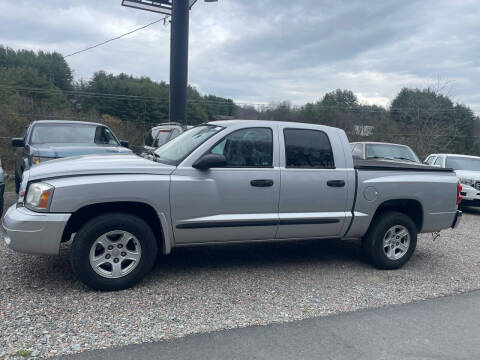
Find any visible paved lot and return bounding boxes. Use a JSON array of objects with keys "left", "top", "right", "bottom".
[
  {"left": 1, "top": 192, "right": 480, "bottom": 359},
  {"left": 58, "top": 290, "right": 480, "bottom": 360}
]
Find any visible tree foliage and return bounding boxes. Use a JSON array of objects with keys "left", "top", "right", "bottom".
[{"left": 0, "top": 44, "right": 478, "bottom": 161}]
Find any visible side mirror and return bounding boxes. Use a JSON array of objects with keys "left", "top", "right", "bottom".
[
  {"left": 120, "top": 140, "right": 129, "bottom": 148},
  {"left": 192, "top": 154, "right": 226, "bottom": 170},
  {"left": 12, "top": 138, "right": 25, "bottom": 147}
]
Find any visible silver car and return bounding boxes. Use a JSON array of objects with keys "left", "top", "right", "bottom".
[
  {"left": 3, "top": 120, "right": 461, "bottom": 291},
  {"left": 425, "top": 153, "right": 480, "bottom": 205},
  {"left": 141, "top": 122, "right": 192, "bottom": 159}
]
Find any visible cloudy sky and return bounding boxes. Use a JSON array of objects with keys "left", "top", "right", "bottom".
[{"left": 0, "top": 0, "right": 479, "bottom": 113}]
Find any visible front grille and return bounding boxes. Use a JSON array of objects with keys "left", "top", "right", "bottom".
[{"left": 476, "top": 181, "right": 480, "bottom": 191}]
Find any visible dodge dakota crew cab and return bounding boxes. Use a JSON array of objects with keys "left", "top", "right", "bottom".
[{"left": 2, "top": 120, "right": 462, "bottom": 291}]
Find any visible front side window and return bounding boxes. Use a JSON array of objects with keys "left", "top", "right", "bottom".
[
  {"left": 284, "top": 129, "right": 335, "bottom": 169},
  {"left": 154, "top": 125, "right": 223, "bottom": 166},
  {"left": 352, "top": 143, "right": 363, "bottom": 158},
  {"left": 425, "top": 156, "right": 435, "bottom": 165},
  {"left": 434, "top": 156, "right": 443, "bottom": 166},
  {"left": 209, "top": 127, "right": 273, "bottom": 167},
  {"left": 30, "top": 124, "right": 119, "bottom": 145},
  {"left": 145, "top": 128, "right": 160, "bottom": 147}
]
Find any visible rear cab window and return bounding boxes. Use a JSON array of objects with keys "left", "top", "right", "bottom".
[{"left": 283, "top": 128, "right": 335, "bottom": 169}]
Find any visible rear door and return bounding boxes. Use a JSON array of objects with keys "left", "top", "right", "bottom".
[{"left": 276, "top": 125, "right": 352, "bottom": 239}]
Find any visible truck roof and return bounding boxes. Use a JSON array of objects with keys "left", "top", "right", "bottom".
[
  {"left": 350, "top": 141, "right": 412, "bottom": 147},
  {"left": 430, "top": 153, "right": 480, "bottom": 159},
  {"left": 31, "top": 120, "right": 105, "bottom": 127},
  {"left": 207, "top": 119, "right": 338, "bottom": 131}
]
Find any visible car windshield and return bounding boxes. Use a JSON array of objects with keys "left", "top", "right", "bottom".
[
  {"left": 446, "top": 156, "right": 480, "bottom": 171},
  {"left": 153, "top": 125, "right": 223, "bottom": 165},
  {"left": 30, "top": 124, "right": 119, "bottom": 145},
  {"left": 366, "top": 144, "right": 420, "bottom": 163}
]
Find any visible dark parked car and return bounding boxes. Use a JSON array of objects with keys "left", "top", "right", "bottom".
[
  {"left": 141, "top": 122, "right": 191, "bottom": 159},
  {"left": 12, "top": 120, "right": 131, "bottom": 193}
]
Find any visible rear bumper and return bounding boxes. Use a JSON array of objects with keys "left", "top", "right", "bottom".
[
  {"left": 451, "top": 210, "right": 462, "bottom": 229},
  {"left": 2, "top": 205, "right": 71, "bottom": 255}
]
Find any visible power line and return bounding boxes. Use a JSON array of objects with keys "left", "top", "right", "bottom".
[
  {"left": 63, "top": 17, "right": 169, "bottom": 58},
  {"left": 1, "top": 84, "right": 479, "bottom": 115}
]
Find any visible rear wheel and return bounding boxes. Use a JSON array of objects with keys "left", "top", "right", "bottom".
[
  {"left": 71, "top": 213, "right": 158, "bottom": 291},
  {"left": 362, "top": 211, "right": 417, "bottom": 269}
]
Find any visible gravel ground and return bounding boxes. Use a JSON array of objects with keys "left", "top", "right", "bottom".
[{"left": 1, "top": 191, "right": 480, "bottom": 359}]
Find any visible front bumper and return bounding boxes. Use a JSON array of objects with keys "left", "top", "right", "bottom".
[
  {"left": 460, "top": 185, "right": 480, "bottom": 202},
  {"left": 451, "top": 210, "right": 462, "bottom": 229},
  {"left": 2, "top": 205, "right": 71, "bottom": 255}
]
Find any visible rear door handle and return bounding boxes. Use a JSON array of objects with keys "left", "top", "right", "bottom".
[
  {"left": 327, "top": 180, "right": 345, "bottom": 187},
  {"left": 250, "top": 179, "right": 274, "bottom": 187}
]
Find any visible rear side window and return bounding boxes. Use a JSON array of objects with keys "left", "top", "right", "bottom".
[
  {"left": 209, "top": 127, "right": 273, "bottom": 167},
  {"left": 284, "top": 129, "right": 335, "bottom": 169}
]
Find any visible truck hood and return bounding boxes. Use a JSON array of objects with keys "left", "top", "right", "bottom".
[
  {"left": 28, "top": 154, "right": 175, "bottom": 181},
  {"left": 30, "top": 143, "right": 132, "bottom": 158},
  {"left": 455, "top": 170, "right": 480, "bottom": 180}
]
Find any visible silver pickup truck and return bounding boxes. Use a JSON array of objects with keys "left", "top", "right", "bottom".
[{"left": 2, "top": 120, "right": 462, "bottom": 291}]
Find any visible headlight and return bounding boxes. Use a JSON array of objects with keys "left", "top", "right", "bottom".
[
  {"left": 31, "top": 156, "right": 54, "bottom": 166},
  {"left": 25, "top": 182, "right": 54, "bottom": 211},
  {"left": 459, "top": 177, "right": 475, "bottom": 187}
]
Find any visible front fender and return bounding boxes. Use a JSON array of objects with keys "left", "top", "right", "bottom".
[{"left": 47, "top": 174, "right": 170, "bottom": 214}]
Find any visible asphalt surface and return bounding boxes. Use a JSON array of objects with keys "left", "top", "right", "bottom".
[{"left": 59, "top": 290, "right": 480, "bottom": 360}]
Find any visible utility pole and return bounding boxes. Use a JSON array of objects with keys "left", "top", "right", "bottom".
[
  {"left": 121, "top": 0, "right": 217, "bottom": 126},
  {"left": 169, "top": 0, "right": 189, "bottom": 125}
]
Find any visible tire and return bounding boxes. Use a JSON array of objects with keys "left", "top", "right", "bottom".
[
  {"left": 362, "top": 211, "right": 417, "bottom": 270},
  {"left": 71, "top": 213, "right": 158, "bottom": 291}
]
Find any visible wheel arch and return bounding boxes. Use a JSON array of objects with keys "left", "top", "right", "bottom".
[
  {"left": 370, "top": 198, "right": 424, "bottom": 233},
  {"left": 62, "top": 201, "right": 171, "bottom": 254}
]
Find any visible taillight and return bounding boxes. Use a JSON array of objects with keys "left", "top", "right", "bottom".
[{"left": 456, "top": 182, "right": 462, "bottom": 205}]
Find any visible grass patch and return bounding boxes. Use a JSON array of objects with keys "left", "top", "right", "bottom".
[{"left": 15, "top": 349, "right": 31, "bottom": 357}]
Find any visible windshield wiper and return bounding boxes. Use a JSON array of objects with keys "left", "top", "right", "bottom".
[{"left": 368, "top": 156, "right": 395, "bottom": 161}]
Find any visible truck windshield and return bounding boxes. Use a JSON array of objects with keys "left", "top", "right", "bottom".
[
  {"left": 153, "top": 125, "right": 223, "bottom": 166},
  {"left": 366, "top": 144, "right": 420, "bottom": 163},
  {"left": 446, "top": 157, "right": 480, "bottom": 171},
  {"left": 30, "top": 124, "right": 119, "bottom": 145}
]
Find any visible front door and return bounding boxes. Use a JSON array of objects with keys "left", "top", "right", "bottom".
[{"left": 170, "top": 126, "right": 280, "bottom": 244}]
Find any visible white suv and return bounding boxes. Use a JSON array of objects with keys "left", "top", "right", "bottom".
[{"left": 425, "top": 154, "right": 480, "bottom": 205}]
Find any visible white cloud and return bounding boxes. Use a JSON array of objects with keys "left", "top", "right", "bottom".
[{"left": 0, "top": 0, "right": 478, "bottom": 114}]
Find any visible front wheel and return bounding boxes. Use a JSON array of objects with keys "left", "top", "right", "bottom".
[
  {"left": 71, "top": 213, "right": 158, "bottom": 291},
  {"left": 362, "top": 211, "right": 417, "bottom": 270}
]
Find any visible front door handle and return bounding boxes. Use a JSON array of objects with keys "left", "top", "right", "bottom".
[
  {"left": 250, "top": 179, "right": 274, "bottom": 187},
  {"left": 327, "top": 180, "right": 345, "bottom": 187}
]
